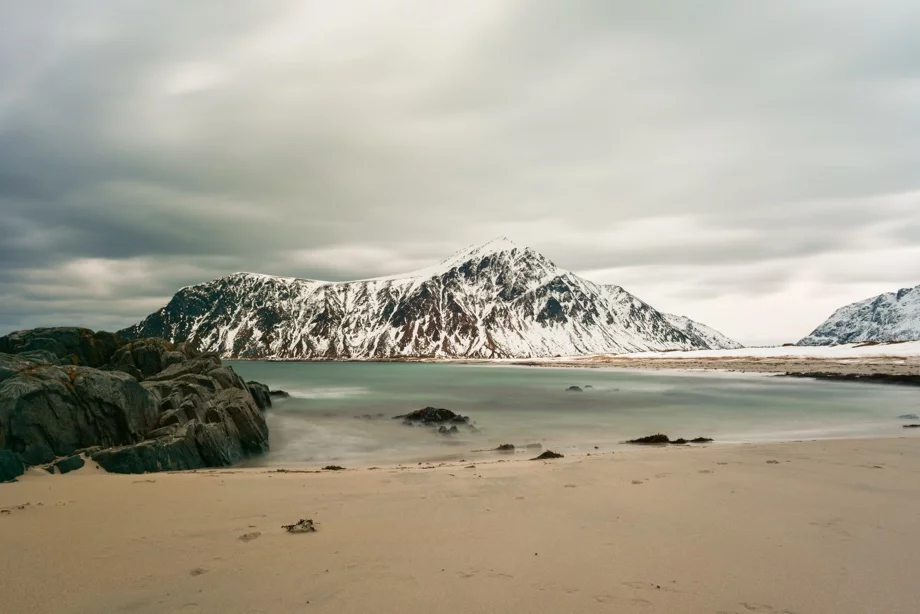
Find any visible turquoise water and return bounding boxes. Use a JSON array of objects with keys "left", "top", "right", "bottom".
[{"left": 227, "top": 362, "right": 919, "bottom": 466}]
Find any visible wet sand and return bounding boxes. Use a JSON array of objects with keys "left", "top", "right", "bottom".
[
  {"left": 510, "top": 354, "right": 920, "bottom": 377},
  {"left": 2, "top": 436, "right": 919, "bottom": 613}
]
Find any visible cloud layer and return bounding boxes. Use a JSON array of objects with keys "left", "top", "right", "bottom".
[{"left": 3, "top": 1, "right": 920, "bottom": 345}]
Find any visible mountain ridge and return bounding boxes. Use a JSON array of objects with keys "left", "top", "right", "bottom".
[
  {"left": 798, "top": 284, "right": 920, "bottom": 346},
  {"left": 121, "top": 238, "right": 741, "bottom": 359}
]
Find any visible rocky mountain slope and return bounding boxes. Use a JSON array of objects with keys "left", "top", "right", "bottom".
[
  {"left": 121, "top": 238, "right": 741, "bottom": 359},
  {"left": 799, "top": 284, "right": 920, "bottom": 346},
  {"left": 662, "top": 314, "right": 743, "bottom": 350}
]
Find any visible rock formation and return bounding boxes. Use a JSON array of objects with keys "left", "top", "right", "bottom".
[{"left": 0, "top": 327, "right": 271, "bottom": 477}]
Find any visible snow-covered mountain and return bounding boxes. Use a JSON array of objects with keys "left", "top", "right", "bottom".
[
  {"left": 798, "top": 284, "right": 920, "bottom": 346},
  {"left": 662, "top": 313, "right": 743, "bottom": 350},
  {"left": 121, "top": 238, "right": 741, "bottom": 359}
]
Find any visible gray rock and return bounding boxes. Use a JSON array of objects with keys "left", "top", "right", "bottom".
[
  {"left": 898, "top": 414, "right": 919, "bottom": 420},
  {"left": 0, "top": 365, "right": 157, "bottom": 463},
  {"left": 0, "top": 327, "right": 122, "bottom": 367},
  {"left": 209, "top": 366, "right": 247, "bottom": 391},
  {"left": 92, "top": 419, "right": 246, "bottom": 474},
  {"left": 246, "top": 381, "right": 272, "bottom": 411},
  {"left": 213, "top": 389, "right": 269, "bottom": 454},
  {"left": 0, "top": 450, "right": 25, "bottom": 483},
  {"left": 145, "top": 356, "right": 222, "bottom": 383},
  {"left": 54, "top": 454, "right": 85, "bottom": 474}
]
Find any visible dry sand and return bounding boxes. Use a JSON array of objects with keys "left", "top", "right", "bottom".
[{"left": 2, "top": 436, "right": 919, "bottom": 613}]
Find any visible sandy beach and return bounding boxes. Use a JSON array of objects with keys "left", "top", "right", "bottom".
[
  {"left": 505, "top": 342, "right": 920, "bottom": 377},
  {"left": 2, "top": 436, "right": 919, "bottom": 613}
]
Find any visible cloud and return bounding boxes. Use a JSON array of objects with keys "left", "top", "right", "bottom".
[{"left": 2, "top": 1, "right": 920, "bottom": 344}]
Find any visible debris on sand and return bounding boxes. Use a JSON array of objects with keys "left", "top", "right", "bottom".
[
  {"left": 282, "top": 519, "right": 316, "bottom": 534},
  {"left": 530, "top": 450, "right": 564, "bottom": 460},
  {"left": 323, "top": 465, "right": 346, "bottom": 471}
]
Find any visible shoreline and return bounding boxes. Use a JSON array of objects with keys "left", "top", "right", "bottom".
[
  {"left": 2, "top": 435, "right": 918, "bottom": 613},
  {"left": 229, "top": 350, "right": 920, "bottom": 379}
]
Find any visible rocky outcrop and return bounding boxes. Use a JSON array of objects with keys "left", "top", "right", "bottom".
[
  {"left": 0, "top": 364, "right": 157, "bottom": 465},
  {"left": 531, "top": 450, "right": 564, "bottom": 460},
  {"left": 394, "top": 407, "right": 471, "bottom": 426},
  {"left": 0, "top": 327, "right": 122, "bottom": 367},
  {"left": 105, "top": 338, "right": 193, "bottom": 381},
  {"left": 625, "top": 434, "right": 714, "bottom": 445},
  {"left": 246, "top": 381, "right": 272, "bottom": 411},
  {"left": 0, "top": 328, "right": 272, "bottom": 478},
  {"left": 0, "top": 450, "right": 25, "bottom": 482}
]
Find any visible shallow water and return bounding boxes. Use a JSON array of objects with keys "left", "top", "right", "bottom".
[{"left": 227, "top": 361, "right": 918, "bottom": 466}]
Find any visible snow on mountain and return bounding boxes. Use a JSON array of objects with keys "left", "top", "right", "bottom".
[
  {"left": 120, "top": 238, "right": 741, "bottom": 359},
  {"left": 798, "top": 284, "right": 920, "bottom": 346},
  {"left": 662, "top": 313, "right": 743, "bottom": 350}
]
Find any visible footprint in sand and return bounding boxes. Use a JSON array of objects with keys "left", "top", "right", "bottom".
[
  {"left": 631, "top": 480, "right": 644, "bottom": 485},
  {"left": 239, "top": 532, "right": 261, "bottom": 543},
  {"left": 189, "top": 568, "right": 209, "bottom": 577},
  {"left": 766, "top": 460, "right": 780, "bottom": 464},
  {"left": 698, "top": 469, "right": 714, "bottom": 474},
  {"left": 564, "top": 484, "right": 577, "bottom": 488}
]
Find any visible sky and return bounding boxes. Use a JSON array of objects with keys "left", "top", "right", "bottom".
[{"left": 2, "top": 1, "right": 920, "bottom": 346}]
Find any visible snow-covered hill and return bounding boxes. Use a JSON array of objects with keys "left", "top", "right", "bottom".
[
  {"left": 799, "top": 284, "right": 920, "bottom": 346},
  {"left": 662, "top": 313, "right": 743, "bottom": 350},
  {"left": 121, "top": 238, "right": 741, "bottom": 359}
]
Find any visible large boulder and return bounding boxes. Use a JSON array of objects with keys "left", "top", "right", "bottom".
[
  {"left": 0, "top": 450, "right": 25, "bottom": 482},
  {"left": 246, "top": 381, "right": 272, "bottom": 411},
  {"left": 106, "top": 338, "right": 192, "bottom": 381},
  {"left": 394, "top": 407, "right": 471, "bottom": 426},
  {"left": 1, "top": 329, "right": 272, "bottom": 477},
  {"left": 0, "top": 365, "right": 157, "bottom": 465},
  {"left": 0, "top": 327, "right": 122, "bottom": 367},
  {"left": 92, "top": 417, "right": 249, "bottom": 474},
  {"left": 144, "top": 355, "right": 223, "bottom": 382}
]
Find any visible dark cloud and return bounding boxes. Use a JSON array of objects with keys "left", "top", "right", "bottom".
[{"left": 2, "top": 1, "right": 920, "bottom": 343}]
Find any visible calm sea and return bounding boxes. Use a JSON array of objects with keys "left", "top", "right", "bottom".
[{"left": 227, "top": 361, "right": 918, "bottom": 466}]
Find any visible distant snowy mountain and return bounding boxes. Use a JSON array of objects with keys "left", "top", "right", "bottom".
[
  {"left": 799, "top": 284, "right": 920, "bottom": 346},
  {"left": 121, "top": 238, "right": 741, "bottom": 359},
  {"left": 662, "top": 313, "right": 743, "bottom": 350}
]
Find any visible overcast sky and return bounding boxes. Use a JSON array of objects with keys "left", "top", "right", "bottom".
[{"left": 2, "top": 1, "right": 920, "bottom": 346}]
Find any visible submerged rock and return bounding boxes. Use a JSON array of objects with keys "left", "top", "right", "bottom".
[
  {"left": 269, "top": 389, "right": 290, "bottom": 399},
  {"left": 494, "top": 444, "right": 515, "bottom": 452},
  {"left": 904, "top": 424, "right": 920, "bottom": 429},
  {"left": 898, "top": 414, "right": 919, "bottom": 420},
  {"left": 394, "top": 407, "right": 470, "bottom": 426},
  {"left": 566, "top": 386, "right": 583, "bottom": 392},
  {"left": 531, "top": 450, "right": 564, "bottom": 460}
]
